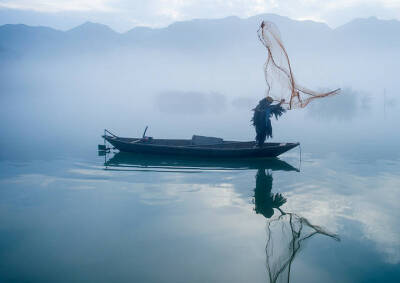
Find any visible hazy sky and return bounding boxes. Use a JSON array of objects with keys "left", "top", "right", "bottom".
[{"left": 0, "top": 0, "right": 399, "bottom": 31}]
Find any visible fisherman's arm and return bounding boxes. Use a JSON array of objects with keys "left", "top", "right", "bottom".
[
  {"left": 270, "top": 99, "right": 286, "bottom": 119},
  {"left": 270, "top": 99, "right": 285, "bottom": 110}
]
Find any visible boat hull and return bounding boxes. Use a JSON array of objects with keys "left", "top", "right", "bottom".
[{"left": 103, "top": 135, "right": 299, "bottom": 158}]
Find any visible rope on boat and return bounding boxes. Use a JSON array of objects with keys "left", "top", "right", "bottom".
[
  {"left": 298, "top": 143, "right": 302, "bottom": 172},
  {"left": 104, "top": 129, "right": 118, "bottom": 137},
  {"left": 98, "top": 129, "right": 115, "bottom": 155}
]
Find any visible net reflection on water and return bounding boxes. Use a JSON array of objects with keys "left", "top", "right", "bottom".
[
  {"left": 252, "top": 168, "right": 340, "bottom": 283},
  {"left": 265, "top": 212, "right": 340, "bottom": 283}
]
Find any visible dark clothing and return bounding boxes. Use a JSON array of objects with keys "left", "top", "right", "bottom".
[
  {"left": 252, "top": 98, "right": 285, "bottom": 146},
  {"left": 253, "top": 109, "right": 272, "bottom": 146}
]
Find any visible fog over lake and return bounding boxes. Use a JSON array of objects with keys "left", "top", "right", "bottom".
[{"left": 0, "top": 13, "right": 399, "bottom": 283}]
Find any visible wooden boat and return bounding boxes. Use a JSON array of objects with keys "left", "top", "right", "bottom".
[
  {"left": 105, "top": 152, "right": 299, "bottom": 172},
  {"left": 102, "top": 130, "right": 299, "bottom": 158}
]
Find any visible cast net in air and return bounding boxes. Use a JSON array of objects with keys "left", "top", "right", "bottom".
[{"left": 257, "top": 21, "right": 341, "bottom": 109}]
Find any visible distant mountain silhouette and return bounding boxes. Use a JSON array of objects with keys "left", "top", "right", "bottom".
[
  {"left": 0, "top": 13, "right": 398, "bottom": 95},
  {"left": 0, "top": 13, "right": 399, "bottom": 56},
  {"left": 66, "top": 21, "right": 120, "bottom": 51},
  {"left": 0, "top": 24, "right": 62, "bottom": 55},
  {"left": 334, "top": 17, "right": 400, "bottom": 50},
  {"left": 121, "top": 14, "right": 333, "bottom": 52},
  {"left": 67, "top": 21, "right": 116, "bottom": 35}
]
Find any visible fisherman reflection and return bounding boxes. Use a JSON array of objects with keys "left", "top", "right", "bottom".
[
  {"left": 251, "top": 168, "right": 340, "bottom": 283},
  {"left": 253, "top": 168, "right": 286, "bottom": 219}
]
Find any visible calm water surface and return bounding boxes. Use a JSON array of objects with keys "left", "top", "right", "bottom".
[
  {"left": 1, "top": 89, "right": 399, "bottom": 283},
  {"left": 0, "top": 138, "right": 399, "bottom": 282}
]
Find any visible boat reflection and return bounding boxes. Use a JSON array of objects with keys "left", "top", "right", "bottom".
[
  {"left": 104, "top": 152, "right": 300, "bottom": 172},
  {"left": 252, "top": 168, "right": 340, "bottom": 283}
]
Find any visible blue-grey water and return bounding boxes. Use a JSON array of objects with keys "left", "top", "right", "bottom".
[{"left": 1, "top": 88, "right": 400, "bottom": 283}]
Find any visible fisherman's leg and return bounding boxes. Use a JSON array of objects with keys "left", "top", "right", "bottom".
[
  {"left": 259, "top": 132, "right": 267, "bottom": 146},
  {"left": 266, "top": 119, "right": 273, "bottom": 139},
  {"left": 255, "top": 127, "right": 267, "bottom": 146},
  {"left": 256, "top": 131, "right": 267, "bottom": 147}
]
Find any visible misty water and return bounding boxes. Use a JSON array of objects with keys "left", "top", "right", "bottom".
[
  {"left": 1, "top": 87, "right": 400, "bottom": 283},
  {"left": 1, "top": 15, "right": 400, "bottom": 282}
]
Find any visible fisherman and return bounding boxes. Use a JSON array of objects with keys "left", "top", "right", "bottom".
[{"left": 252, "top": 96, "right": 285, "bottom": 147}]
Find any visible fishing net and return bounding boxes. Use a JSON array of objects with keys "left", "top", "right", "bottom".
[
  {"left": 265, "top": 212, "right": 340, "bottom": 283},
  {"left": 257, "top": 21, "right": 341, "bottom": 109}
]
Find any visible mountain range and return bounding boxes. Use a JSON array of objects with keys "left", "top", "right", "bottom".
[
  {"left": 1, "top": 13, "right": 399, "bottom": 58},
  {"left": 0, "top": 13, "right": 398, "bottom": 98}
]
